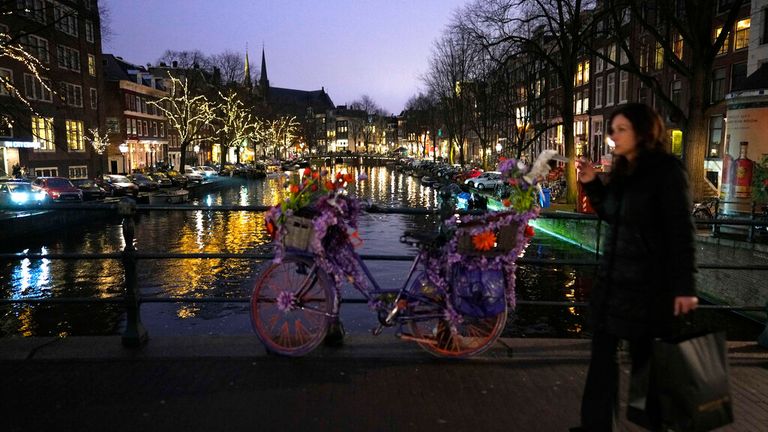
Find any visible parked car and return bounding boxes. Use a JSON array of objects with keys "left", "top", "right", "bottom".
[
  {"left": 197, "top": 166, "right": 218, "bottom": 178},
  {"left": 71, "top": 179, "right": 107, "bottom": 201},
  {"left": 0, "top": 181, "right": 46, "bottom": 206},
  {"left": 147, "top": 172, "right": 174, "bottom": 188},
  {"left": 31, "top": 177, "right": 83, "bottom": 202},
  {"left": 128, "top": 173, "right": 160, "bottom": 191},
  {"left": 100, "top": 174, "right": 139, "bottom": 197},
  {"left": 464, "top": 171, "right": 503, "bottom": 190},
  {"left": 165, "top": 170, "right": 189, "bottom": 188},
  {"left": 183, "top": 167, "right": 204, "bottom": 183}
]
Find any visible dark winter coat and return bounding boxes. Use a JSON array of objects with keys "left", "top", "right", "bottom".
[{"left": 582, "top": 151, "right": 697, "bottom": 338}]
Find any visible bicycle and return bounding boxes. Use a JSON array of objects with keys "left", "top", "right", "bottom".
[{"left": 250, "top": 209, "right": 534, "bottom": 358}]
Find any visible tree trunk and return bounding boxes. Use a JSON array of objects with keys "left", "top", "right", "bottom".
[
  {"left": 180, "top": 140, "right": 190, "bottom": 171},
  {"left": 685, "top": 68, "right": 709, "bottom": 201}
]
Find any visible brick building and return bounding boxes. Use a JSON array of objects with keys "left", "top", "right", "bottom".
[{"left": 0, "top": 0, "right": 104, "bottom": 179}]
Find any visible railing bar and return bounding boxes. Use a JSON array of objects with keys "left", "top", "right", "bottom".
[{"left": 0, "top": 297, "right": 764, "bottom": 312}]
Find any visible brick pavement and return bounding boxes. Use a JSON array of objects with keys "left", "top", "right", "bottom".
[{"left": 0, "top": 336, "right": 766, "bottom": 432}]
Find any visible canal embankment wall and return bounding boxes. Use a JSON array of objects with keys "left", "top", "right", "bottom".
[{"left": 534, "top": 210, "right": 768, "bottom": 321}]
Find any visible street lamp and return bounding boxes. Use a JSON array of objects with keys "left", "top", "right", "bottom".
[
  {"left": 193, "top": 144, "right": 200, "bottom": 166},
  {"left": 118, "top": 143, "right": 129, "bottom": 174}
]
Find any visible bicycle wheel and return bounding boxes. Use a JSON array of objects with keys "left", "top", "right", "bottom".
[
  {"left": 251, "top": 255, "right": 334, "bottom": 356},
  {"left": 406, "top": 273, "right": 507, "bottom": 358}
]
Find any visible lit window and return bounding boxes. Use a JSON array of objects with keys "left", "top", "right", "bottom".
[
  {"left": 673, "top": 34, "right": 684, "bottom": 59},
  {"left": 66, "top": 119, "right": 85, "bottom": 151},
  {"left": 31, "top": 116, "right": 55, "bottom": 151},
  {"left": 735, "top": 18, "right": 750, "bottom": 50},
  {"left": 655, "top": 42, "right": 664, "bottom": 70},
  {"left": 88, "top": 55, "right": 96, "bottom": 76},
  {"left": 714, "top": 27, "right": 728, "bottom": 55}
]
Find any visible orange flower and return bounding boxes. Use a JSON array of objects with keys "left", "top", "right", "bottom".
[
  {"left": 335, "top": 172, "right": 343, "bottom": 180},
  {"left": 303, "top": 168, "right": 312, "bottom": 176},
  {"left": 289, "top": 184, "right": 300, "bottom": 194},
  {"left": 324, "top": 180, "right": 335, "bottom": 190},
  {"left": 471, "top": 230, "right": 496, "bottom": 251},
  {"left": 312, "top": 172, "right": 320, "bottom": 179},
  {"left": 265, "top": 220, "right": 276, "bottom": 238},
  {"left": 502, "top": 199, "right": 511, "bottom": 207},
  {"left": 343, "top": 173, "right": 355, "bottom": 183}
]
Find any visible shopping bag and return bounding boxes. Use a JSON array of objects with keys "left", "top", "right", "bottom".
[
  {"left": 654, "top": 331, "right": 733, "bottom": 431},
  {"left": 628, "top": 331, "right": 733, "bottom": 431}
]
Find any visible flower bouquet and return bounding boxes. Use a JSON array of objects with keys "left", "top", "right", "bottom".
[
  {"left": 265, "top": 168, "right": 367, "bottom": 286},
  {"left": 420, "top": 151, "right": 561, "bottom": 317}
]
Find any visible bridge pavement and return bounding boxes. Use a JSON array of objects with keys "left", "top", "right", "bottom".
[{"left": 1, "top": 335, "right": 766, "bottom": 432}]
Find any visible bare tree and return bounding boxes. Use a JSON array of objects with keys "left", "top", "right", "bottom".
[
  {"left": 404, "top": 91, "right": 442, "bottom": 158},
  {"left": 149, "top": 75, "right": 216, "bottom": 170},
  {"left": 349, "top": 95, "right": 387, "bottom": 153},
  {"left": 459, "top": 0, "right": 600, "bottom": 203},
  {"left": 156, "top": 49, "right": 211, "bottom": 69},
  {"left": 215, "top": 90, "right": 258, "bottom": 164},
  {"left": 423, "top": 29, "right": 478, "bottom": 165},
  {"left": 210, "top": 50, "right": 245, "bottom": 85}
]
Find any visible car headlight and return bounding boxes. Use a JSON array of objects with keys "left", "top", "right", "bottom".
[
  {"left": 10, "top": 192, "right": 29, "bottom": 204},
  {"left": 35, "top": 192, "right": 46, "bottom": 201}
]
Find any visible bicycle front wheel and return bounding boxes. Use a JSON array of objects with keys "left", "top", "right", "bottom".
[
  {"left": 406, "top": 273, "right": 507, "bottom": 358},
  {"left": 251, "top": 256, "right": 334, "bottom": 356}
]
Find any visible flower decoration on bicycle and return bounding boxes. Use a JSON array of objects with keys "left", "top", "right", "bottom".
[{"left": 265, "top": 168, "right": 367, "bottom": 286}]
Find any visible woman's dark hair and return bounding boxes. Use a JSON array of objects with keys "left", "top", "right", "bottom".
[{"left": 608, "top": 103, "right": 667, "bottom": 178}]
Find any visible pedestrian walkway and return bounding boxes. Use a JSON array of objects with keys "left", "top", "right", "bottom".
[{"left": 1, "top": 336, "right": 766, "bottom": 432}]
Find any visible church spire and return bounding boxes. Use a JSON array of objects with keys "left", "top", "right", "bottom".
[
  {"left": 259, "top": 46, "right": 269, "bottom": 91},
  {"left": 243, "top": 44, "right": 252, "bottom": 89}
]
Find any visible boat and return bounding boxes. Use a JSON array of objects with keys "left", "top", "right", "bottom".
[{"left": 149, "top": 189, "right": 189, "bottom": 205}]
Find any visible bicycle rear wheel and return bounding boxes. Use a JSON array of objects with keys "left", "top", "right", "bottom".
[
  {"left": 407, "top": 273, "right": 507, "bottom": 358},
  {"left": 251, "top": 255, "right": 334, "bottom": 356}
]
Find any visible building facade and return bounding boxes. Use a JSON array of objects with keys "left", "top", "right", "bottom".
[{"left": 0, "top": 0, "right": 104, "bottom": 179}]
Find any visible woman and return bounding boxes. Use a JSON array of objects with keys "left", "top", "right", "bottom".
[{"left": 573, "top": 103, "right": 698, "bottom": 431}]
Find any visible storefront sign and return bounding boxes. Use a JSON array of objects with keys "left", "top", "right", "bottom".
[{"left": 0, "top": 140, "right": 40, "bottom": 148}]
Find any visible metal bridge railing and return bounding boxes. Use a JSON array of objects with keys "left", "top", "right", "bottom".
[{"left": 0, "top": 198, "right": 766, "bottom": 349}]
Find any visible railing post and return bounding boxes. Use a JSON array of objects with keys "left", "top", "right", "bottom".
[
  {"left": 119, "top": 197, "right": 148, "bottom": 348},
  {"left": 759, "top": 302, "right": 768, "bottom": 349},
  {"left": 746, "top": 201, "right": 756, "bottom": 243},
  {"left": 712, "top": 198, "right": 720, "bottom": 237}
]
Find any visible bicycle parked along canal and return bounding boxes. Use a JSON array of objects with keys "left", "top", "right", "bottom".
[{"left": 251, "top": 155, "right": 553, "bottom": 358}]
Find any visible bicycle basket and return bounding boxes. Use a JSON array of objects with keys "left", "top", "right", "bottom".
[
  {"left": 456, "top": 222, "right": 520, "bottom": 257},
  {"left": 282, "top": 215, "right": 315, "bottom": 251},
  {"left": 451, "top": 265, "right": 506, "bottom": 318}
]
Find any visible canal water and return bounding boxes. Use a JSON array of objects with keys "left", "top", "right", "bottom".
[{"left": 0, "top": 165, "right": 762, "bottom": 340}]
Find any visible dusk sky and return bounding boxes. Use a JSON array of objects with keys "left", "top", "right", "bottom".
[{"left": 102, "top": 0, "right": 472, "bottom": 115}]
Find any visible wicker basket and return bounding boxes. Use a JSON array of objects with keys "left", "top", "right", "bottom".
[
  {"left": 456, "top": 222, "right": 520, "bottom": 257},
  {"left": 282, "top": 216, "right": 315, "bottom": 251}
]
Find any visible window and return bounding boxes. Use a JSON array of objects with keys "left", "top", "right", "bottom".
[
  {"left": 336, "top": 120, "right": 348, "bottom": 133},
  {"left": 54, "top": 3, "right": 78, "bottom": 36},
  {"left": 21, "top": 35, "right": 49, "bottom": 63},
  {"left": 60, "top": 82, "right": 82, "bottom": 107},
  {"left": 576, "top": 62, "right": 583, "bottom": 86},
  {"left": 619, "top": 71, "right": 629, "bottom": 102},
  {"left": 24, "top": 74, "right": 52, "bottom": 101},
  {"left": 160, "top": 123, "right": 165, "bottom": 137},
  {"left": 708, "top": 116, "right": 724, "bottom": 158},
  {"left": 594, "top": 76, "right": 603, "bottom": 108},
  {"left": 673, "top": 33, "right": 684, "bottom": 59},
  {"left": 583, "top": 61, "right": 590, "bottom": 84},
  {"left": 619, "top": 49, "right": 628, "bottom": 65},
  {"left": 69, "top": 166, "right": 88, "bottom": 179},
  {"left": 621, "top": 7, "right": 631, "bottom": 25},
  {"left": 31, "top": 116, "right": 55, "bottom": 151},
  {"left": 714, "top": 26, "right": 728, "bottom": 55},
  {"left": 90, "top": 88, "right": 97, "bottom": 110},
  {"left": 606, "top": 73, "right": 615, "bottom": 106},
  {"left": 711, "top": 68, "right": 726, "bottom": 101},
  {"left": 35, "top": 167, "right": 58, "bottom": 177},
  {"left": 57, "top": 45, "right": 81, "bottom": 71},
  {"left": 731, "top": 62, "right": 747, "bottom": 90},
  {"left": 17, "top": 0, "right": 46, "bottom": 23},
  {"left": 655, "top": 42, "right": 664, "bottom": 70},
  {"left": 734, "top": 18, "right": 750, "bottom": 50},
  {"left": 607, "top": 43, "right": 616, "bottom": 68},
  {"left": 0, "top": 68, "right": 11, "bottom": 96},
  {"left": 152, "top": 122, "right": 158, "bottom": 136},
  {"left": 575, "top": 91, "right": 582, "bottom": 114},
  {"left": 142, "top": 121, "right": 148, "bottom": 136},
  {"left": 670, "top": 80, "right": 682, "bottom": 107},
  {"left": 85, "top": 20, "right": 95, "bottom": 43},
  {"left": 65, "top": 119, "right": 84, "bottom": 151},
  {"left": 595, "top": 48, "right": 604, "bottom": 72},
  {"left": 88, "top": 54, "right": 96, "bottom": 76}
]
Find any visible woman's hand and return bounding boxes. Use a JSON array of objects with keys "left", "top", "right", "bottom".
[
  {"left": 575, "top": 158, "right": 596, "bottom": 183},
  {"left": 674, "top": 296, "right": 699, "bottom": 316}
]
